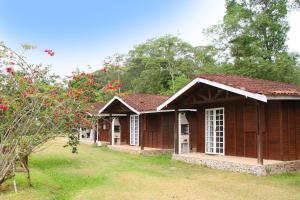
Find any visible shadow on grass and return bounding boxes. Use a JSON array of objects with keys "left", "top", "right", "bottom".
[
  {"left": 30, "top": 156, "right": 81, "bottom": 170},
  {"left": 47, "top": 173, "right": 109, "bottom": 200},
  {"left": 141, "top": 154, "right": 172, "bottom": 164},
  {"left": 268, "top": 172, "right": 300, "bottom": 186}
]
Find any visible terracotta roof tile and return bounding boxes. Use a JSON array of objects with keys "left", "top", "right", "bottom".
[
  {"left": 120, "top": 93, "right": 170, "bottom": 112},
  {"left": 196, "top": 74, "right": 300, "bottom": 96}
]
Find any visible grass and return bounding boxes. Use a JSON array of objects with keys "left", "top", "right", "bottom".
[{"left": 1, "top": 138, "right": 300, "bottom": 200}]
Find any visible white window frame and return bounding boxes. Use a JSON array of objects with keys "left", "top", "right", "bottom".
[
  {"left": 205, "top": 107, "right": 225, "bottom": 155},
  {"left": 130, "top": 115, "right": 139, "bottom": 146}
]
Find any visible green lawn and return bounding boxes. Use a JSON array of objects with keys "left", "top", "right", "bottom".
[{"left": 1, "top": 138, "right": 300, "bottom": 200}]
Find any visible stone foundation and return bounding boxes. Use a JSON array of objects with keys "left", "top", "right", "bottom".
[
  {"left": 263, "top": 160, "right": 300, "bottom": 175},
  {"left": 173, "top": 154, "right": 300, "bottom": 176}
]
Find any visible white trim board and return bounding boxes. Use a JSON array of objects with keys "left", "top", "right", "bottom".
[
  {"left": 87, "top": 113, "right": 127, "bottom": 117},
  {"left": 267, "top": 96, "right": 300, "bottom": 100},
  {"left": 140, "top": 109, "right": 197, "bottom": 114},
  {"left": 98, "top": 96, "right": 140, "bottom": 115},
  {"left": 98, "top": 96, "right": 198, "bottom": 115},
  {"left": 157, "top": 78, "right": 268, "bottom": 111},
  {"left": 98, "top": 114, "right": 127, "bottom": 117}
]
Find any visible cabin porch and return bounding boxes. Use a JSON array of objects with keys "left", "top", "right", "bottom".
[
  {"left": 107, "top": 144, "right": 173, "bottom": 156},
  {"left": 173, "top": 152, "right": 300, "bottom": 176}
]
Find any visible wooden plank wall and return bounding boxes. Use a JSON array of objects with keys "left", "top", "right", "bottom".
[
  {"left": 191, "top": 99, "right": 300, "bottom": 161},
  {"left": 193, "top": 100, "right": 259, "bottom": 157},
  {"left": 98, "top": 118, "right": 111, "bottom": 142},
  {"left": 296, "top": 102, "right": 300, "bottom": 159},
  {"left": 243, "top": 103, "right": 257, "bottom": 158},
  {"left": 161, "top": 112, "right": 175, "bottom": 149},
  {"left": 144, "top": 114, "right": 162, "bottom": 148},
  {"left": 143, "top": 112, "right": 175, "bottom": 149},
  {"left": 280, "top": 101, "right": 300, "bottom": 160},
  {"left": 200, "top": 101, "right": 251, "bottom": 157},
  {"left": 266, "top": 101, "right": 281, "bottom": 160},
  {"left": 120, "top": 116, "right": 130, "bottom": 145}
]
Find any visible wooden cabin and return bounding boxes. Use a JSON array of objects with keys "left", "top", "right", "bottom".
[
  {"left": 158, "top": 74, "right": 300, "bottom": 164},
  {"left": 98, "top": 93, "right": 196, "bottom": 150}
]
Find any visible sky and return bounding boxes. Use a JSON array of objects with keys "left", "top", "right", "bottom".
[{"left": 0, "top": 0, "right": 299, "bottom": 77}]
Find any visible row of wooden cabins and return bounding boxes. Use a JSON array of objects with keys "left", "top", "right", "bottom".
[{"left": 87, "top": 74, "right": 300, "bottom": 175}]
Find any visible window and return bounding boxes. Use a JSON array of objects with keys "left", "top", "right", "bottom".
[
  {"left": 114, "top": 125, "right": 120, "bottom": 133},
  {"left": 130, "top": 115, "right": 139, "bottom": 145},
  {"left": 181, "top": 124, "right": 189, "bottom": 135},
  {"left": 205, "top": 108, "right": 224, "bottom": 155}
]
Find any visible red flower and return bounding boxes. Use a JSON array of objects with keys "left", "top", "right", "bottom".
[
  {"left": 44, "top": 49, "right": 55, "bottom": 56},
  {"left": 0, "top": 104, "right": 8, "bottom": 111},
  {"left": 23, "top": 75, "right": 32, "bottom": 84},
  {"left": 101, "top": 68, "right": 108, "bottom": 72},
  {"left": 116, "top": 83, "right": 123, "bottom": 88},
  {"left": 6, "top": 67, "right": 12, "bottom": 73},
  {"left": 5, "top": 67, "right": 14, "bottom": 76},
  {"left": 21, "top": 92, "right": 28, "bottom": 98}
]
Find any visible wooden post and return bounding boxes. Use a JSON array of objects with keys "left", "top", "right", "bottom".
[
  {"left": 256, "top": 102, "right": 263, "bottom": 165},
  {"left": 140, "top": 114, "right": 144, "bottom": 150},
  {"left": 109, "top": 114, "right": 113, "bottom": 145},
  {"left": 174, "top": 109, "right": 179, "bottom": 154}
]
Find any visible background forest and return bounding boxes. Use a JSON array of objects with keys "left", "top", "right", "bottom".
[{"left": 87, "top": 0, "right": 300, "bottom": 103}]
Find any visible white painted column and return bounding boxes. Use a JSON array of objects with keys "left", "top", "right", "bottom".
[
  {"left": 96, "top": 119, "right": 100, "bottom": 146},
  {"left": 79, "top": 127, "right": 82, "bottom": 141}
]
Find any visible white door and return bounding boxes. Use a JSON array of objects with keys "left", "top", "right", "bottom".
[
  {"left": 130, "top": 115, "right": 139, "bottom": 145},
  {"left": 205, "top": 108, "right": 224, "bottom": 155}
]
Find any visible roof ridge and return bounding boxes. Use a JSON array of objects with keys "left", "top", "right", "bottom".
[
  {"left": 194, "top": 73, "right": 300, "bottom": 96},
  {"left": 197, "top": 73, "right": 300, "bottom": 87},
  {"left": 123, "top": 92, "right": 170, "bottom": 97}
]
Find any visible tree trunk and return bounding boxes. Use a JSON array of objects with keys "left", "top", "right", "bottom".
[{"left": 21, "top": 157, "right": 32, "bottom": 187}]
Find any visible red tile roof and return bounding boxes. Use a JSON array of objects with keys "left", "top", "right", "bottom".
[
  {"left": 120, "top": 93, "right": 170, "bottom": 112},
  {"left": 196, "top": 74, "right": 300, "bottom": 96}
]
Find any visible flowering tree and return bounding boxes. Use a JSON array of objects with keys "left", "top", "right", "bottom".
[
  {"left": 99, "top": 57, "right": 125, "bottom": 98},
  {"left": 70, "top": 57, "right": 125, "bottom": 104},
  {"left": 0, "top": 43, "right": 93, "bottom": 189}
]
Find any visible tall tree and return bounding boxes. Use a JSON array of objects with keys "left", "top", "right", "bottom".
[
  {"left": 123, "top": 35, "right": 216, "bottom": 95},
  {"left": 206, "top": 0, "right": 300, "bottom": 84}
]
